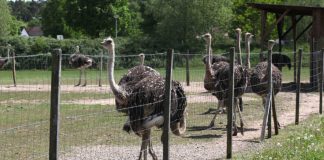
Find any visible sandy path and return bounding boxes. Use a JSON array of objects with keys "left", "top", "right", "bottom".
[{"left": 61, "top": 92, "right": 321, "bottom": 160}]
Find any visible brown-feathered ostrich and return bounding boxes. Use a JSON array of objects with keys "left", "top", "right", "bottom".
[
  {"left": 69, "top": 46, "right": 93, "bottom": 86},
  {"left": 102, "top": 37, "right": 187, "bottom": 160},
  {"left": 250, "top": 40, "right": 282, "bottom": 124},
  {"left": 0, "top": 58, "right": 8, "bottom": 68},
  {"left": 198, "top": 33, "right": 248, "bottom": 135}
]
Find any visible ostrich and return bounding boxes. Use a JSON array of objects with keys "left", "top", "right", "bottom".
[
  {"left": 69, "top": 46, "right": 93, "bottom": 86},
  {"left": 198, "top": 33, "right": 248, "bottom": 135},
  {"left": 236, "top": 28, "right": 243, "bottom": 65},
  {"left": 245, "top": 32, "right": 253, "bottom": 70},
  {"left": 101, "top": 37, "right": 187, "bottom": 160},
  {"left": 271, "top": 53, "right": 292, "bottom": 71},
  {"left": 202, "top": 55, "right": 229, "bottom": 64},
  {"left": 250, "top": 40, "right": 282, "bottom": 125},
  {"left": 139, "top": 53, "right": 145, "bottom": 65},
  {"left": 0, "top": 58, "right": 8, "bottom": 68}
]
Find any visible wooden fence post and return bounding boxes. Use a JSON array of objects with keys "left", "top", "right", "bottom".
[
  {"left": 7, "top": 44, "right": 17, "bottom": 87},
  {"left": 185, "top": 50, "right": 190, "bottom": 86},
  {"left": 296, "top": 49, "right": 302, "bottom": 124},
  {"left": 226, "top": 47, "right": 235, "bottom": 159},
  {"left": 320, "top": 49, "right": 323, "bottom": 114},
  {"left": 99, "top": 51, "right": 103, "bottom": 87},
  {"left": 163, "top": 49, "right": 174, "bottom": 160},
  {"left": 49, "top": 49, "right": 62, "bottom": 160},
  {"left": 261, "top": 40, "right": 275, "bottom": 141}
]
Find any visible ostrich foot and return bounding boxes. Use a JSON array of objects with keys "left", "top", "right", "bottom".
[
  {"left": 123, "top": 124, "right": 131, "bottom": 133},
  {"left": 81, "top": 83, "right": 87, "bottom": 87},
  {"left": 233, "top": 126, "right": 238, "bottom": 136},
  {"left": 74, "top": 83, "right": 81, "bottom": 87},
  {"left": 207, "top": 121, "right": 215, "bottom": 129},
  {"left": 202, "top": 108, "right": 217, "bottom": 115},
  {"left": 149, "top": 141, "right": 158, "bottom": 160},
  {"left": 240, "top": 121, "right": 244, "bottom": 135}
]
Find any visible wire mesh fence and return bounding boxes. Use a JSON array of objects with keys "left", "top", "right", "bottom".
[{"left": 0, "top": 45, "right": 323, "bottom": 160}]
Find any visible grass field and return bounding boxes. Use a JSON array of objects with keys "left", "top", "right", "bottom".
[
  {"left": 237, "top": 115, "right": 324, "bottom": 160},
  {"left": 0, "top": 64, "right": 317, "bottom": 159},
  {"left": 0, "top": 66, "right": 311, "bottom": 85}
]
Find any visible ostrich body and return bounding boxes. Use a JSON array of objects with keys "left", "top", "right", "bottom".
[
  {"left": 250, "top": 40, "right": 282, "bottom": 125},
  {"left": 198, "top": 33, "right": 247, "bottom": 135},
  {"left": 69, "top": 46, "right": 93, "bottom": 86},
  {"left": 102, "top": 37, "right": 187, "bottom": 160},
  {"left": 202, "top": 55, "right": 229, "bottom": 65},
  {"left": 270, "top": 53, "right": 291, "bottom": 71},
  {"left": 0, "top": 58, "right": 8, "bottom": 68}
]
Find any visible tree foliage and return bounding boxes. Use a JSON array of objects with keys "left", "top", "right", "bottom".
[
  {"left": 0, "top": 0, "right": 13, "bottom": 37},
  {"left": 64, "top": 0, "right": 142, "bottom": 37},
  {"left": 144, "top": 0, "right": 233, "bottom": 50}
]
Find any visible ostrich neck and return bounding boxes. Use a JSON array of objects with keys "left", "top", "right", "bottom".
[
  {"left": 245, "top": 40, "right": 251, "bottom": 69},
  {"left": 236, "top": 33, "right": 242, "bottom": 65},
  {"left": 107, "top": 45, "right": 126, "bottom": 103},
  {"left": 205, "top": 39, "right": 213, "bottom": 77}
]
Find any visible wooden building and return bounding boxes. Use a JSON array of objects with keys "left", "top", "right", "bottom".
[{"left": 248, "top": 3, "right": 324, "bottom": 89}]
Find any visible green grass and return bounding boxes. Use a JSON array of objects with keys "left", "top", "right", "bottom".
[
  {"left": 0, "top": 66, "right": 311, "bottom": 85},
  {"left": 236, "top": 115, "right": 324, "bottom": 160},
  {"left": 0, "top": 89, "right": 298, "bottom": 160}
]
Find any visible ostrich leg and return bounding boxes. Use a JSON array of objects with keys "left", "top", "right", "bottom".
[
  {"left": 235, "top": 98, "right": 244, "bottom": 135},
  {"left": 232, "top": 99, "right": 238, "bottom": 136},
  {"left": 148, "top": 130, "right": 158, "bottom": 160},
  {"left": 138, "top": 129, "right": 150, "bottom": 160},
  {"left": 239, "top": 97, "right": 243, "bottom": 112},
  {"left": 208, "top": 100, "right": 224, "bottom": 128},
  {"left": 75, "top": 69, "right": 82, "bottom": 86},
  {"left": 82, "top": 68, "right": 87, "bottom": 87}
]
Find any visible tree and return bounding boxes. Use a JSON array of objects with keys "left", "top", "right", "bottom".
[
  {"left": 41, "top": 0, "right": 67, "bottom": 37},
  {"left": 64, "top": 0, "right": 142, "bottom": 37},
  {"left": 0, "top": 0, "right": 12, "bottom": 36},
  {"left": 144, "top": 0, "right": 233, "bottom": 50}
]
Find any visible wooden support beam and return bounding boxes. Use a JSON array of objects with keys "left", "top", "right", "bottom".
[
  {"left": 276, "top": 13, "right": 284, "bottom": 53},
  {"left": 292, "top": 15, "right": 297, "bottom": 83},
  {"left": 264, "top": 9, "right": 291, "bottom": 39},
  {"left": 281, "top": 15, "right": 303, "bottom": 39},
  {"left": 296, "top": 22, "right": 313, "bottom": 41},
  {"left": 260, "top": 10, "right": 267, "bottom": 61}
]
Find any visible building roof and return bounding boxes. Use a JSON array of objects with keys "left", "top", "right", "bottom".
[
  {"left": 247, "top": 3, "right": 324, "bottom": 16},
  {"left": 26, "top": 26, "right": 44, "bottom": 36}
]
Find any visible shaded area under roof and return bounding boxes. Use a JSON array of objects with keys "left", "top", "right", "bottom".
[{"left": 247, "top": 3, "right": 324, "bottom": 16}]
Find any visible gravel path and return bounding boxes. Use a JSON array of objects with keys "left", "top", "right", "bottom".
[{"left": 61, "top": 92, "right": 320, "bottom": 160}]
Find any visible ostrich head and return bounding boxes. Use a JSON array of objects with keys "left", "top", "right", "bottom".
[
  {"left": 235, "top": 28, "right": 242, "bottom": 35},
  {"left": 268, "top": 40, "right": 276, "bottom": 51},
  {"left": 75, "top": 46, "right": 80, "bottom": 53},
  {"left": 101, "top": 37, "right": 114, "bottom": 51},
  {"left": 196, "top": 33, "right": 212, "bottom": 44},
  {"left": 139, "top": 53, "right": 145, "bottom": 65}
]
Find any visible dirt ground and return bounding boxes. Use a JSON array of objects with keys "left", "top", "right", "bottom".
[{"left": 60, "top": 92, "right": 321, "bottom": 160}]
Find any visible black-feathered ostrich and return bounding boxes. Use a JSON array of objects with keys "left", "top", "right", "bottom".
[
  {"left": 198, "top": 33, "right": 248, "bottom": 135},
  {"left": 0, "top": 58, "right": 8, "bottom": 68},
  {"left": 69, "top": 46, "right": 93, "bottom": 86},
  {"left": 270, "top": 53, "right": 292, "bottom": 71},
  {"left": 250, "top": 40, "right": 282, "bottom": 124},
  {"left": 101, "top": 37, "right": 187, "bottom": 160}
]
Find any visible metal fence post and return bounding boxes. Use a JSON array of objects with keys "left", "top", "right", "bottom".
[
  {"left": 99, "top": 51, "right": 103, "bottom": 87},
  {"left": 163, "top": 49, "right": 173, "bottom": 160},
  {"left": 296, "top": 49, "right": 302, "bottom": 124},
  {"left": 185, "top": 50, "right": 190, "bottom": 86},
  {"left": 320, "top": 49, "right": 323, "bottom": 114},
  {"left": 49, "top": 49, "right": 62, "bottom": 160},
  {"left": 226, "top": 47, "right": 235, "bottom": 159}
]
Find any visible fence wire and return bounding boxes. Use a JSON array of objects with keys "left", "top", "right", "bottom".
[{"left": 0, "top": 49, "right": 323, "bottom": 160}]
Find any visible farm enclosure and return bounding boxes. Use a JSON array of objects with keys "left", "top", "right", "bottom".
[{"left": 0, "top": 48, "right": 323, "bottom": 160}]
